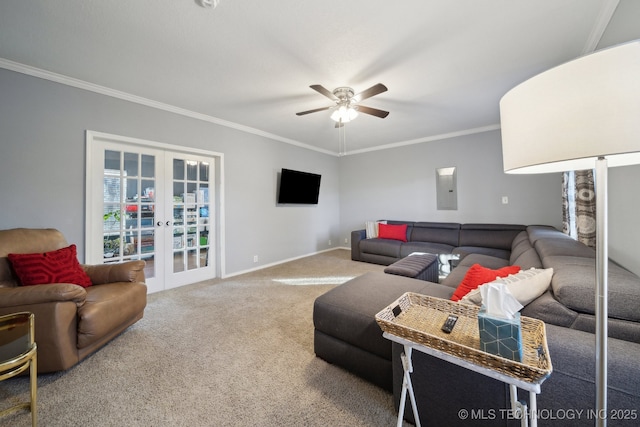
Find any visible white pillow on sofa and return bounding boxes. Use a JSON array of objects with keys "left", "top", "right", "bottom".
[
  {"left": 365, "top": 220, "right": 387, "bottom": 239},
  {"left": 460, "top": 267, "right": 553, "bottom": 307}
]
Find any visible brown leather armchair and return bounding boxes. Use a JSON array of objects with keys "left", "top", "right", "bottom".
[{"left": 0, "top": 228, "right": 147, "bottom": 373}]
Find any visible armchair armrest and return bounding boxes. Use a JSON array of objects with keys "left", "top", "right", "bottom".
[
  {"left": 82, "top": 260, "right": 146, "bottom": 285},
  {"left": 0, "top": 284, "right": 87, "bottom": 308}
]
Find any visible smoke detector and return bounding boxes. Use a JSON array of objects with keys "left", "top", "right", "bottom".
[{"left": 198, "top": 0, "right": 220, "bottom": 8}]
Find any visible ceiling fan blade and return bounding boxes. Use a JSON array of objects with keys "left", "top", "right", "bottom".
[
  {"left": 310, "top": 85, "right": 338, "bottom": 101},
  {"left": 357, "top": 105, "right": 390, "bottom": 118},
  {"left": 353, "top": 83, "right": 388, "bottom": 102},
  {"left": 296, "top": 106, "right": 332, "bottom": 116}
]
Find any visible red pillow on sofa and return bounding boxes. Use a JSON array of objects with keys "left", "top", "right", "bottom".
[
  {"left": 450, "top": 263, "right": 520, "bottom": 302},
  {"left": 8, "top": 244, "right": 93, "bottom": 288},
  {"left": 377, "top": 223, "right": 408, "bottom": 242}
]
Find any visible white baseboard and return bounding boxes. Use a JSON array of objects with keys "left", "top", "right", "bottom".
[{"left": 222, "top": 247, "right": 350, "bottom": 279}]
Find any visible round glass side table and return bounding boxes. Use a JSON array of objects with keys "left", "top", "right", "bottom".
[{"left": 0, "top": 312, "right": 37, "bottom": 426}]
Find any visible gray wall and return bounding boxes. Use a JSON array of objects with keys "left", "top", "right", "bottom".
[
  {"left": 609, "top": 165, "right": 640, "bottom": 276},
  {"left": 0, "top": 68, "right": 340, "bottom": 276},
  {"left": 339, "top": 130, "right": 562, "bottom": 237}
]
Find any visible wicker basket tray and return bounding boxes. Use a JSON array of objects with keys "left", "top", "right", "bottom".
[{"left": 376, "top": 292, "right": 552, "bottom": 383}]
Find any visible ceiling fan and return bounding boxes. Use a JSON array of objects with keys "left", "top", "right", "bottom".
[{"left": 296, "top": 83, "right": 389, "bottom": 127}]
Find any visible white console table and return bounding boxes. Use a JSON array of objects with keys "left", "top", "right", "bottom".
[
  {"left": 385, "top": 332, "right": 548, "bottom": 427},
  {"left": 376, "top": 293, "right": 552, "bottom": 427}
]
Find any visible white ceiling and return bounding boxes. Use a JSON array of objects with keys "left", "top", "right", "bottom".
[{"left": 1, "top": 0, "right": 639, "bottom": 155}]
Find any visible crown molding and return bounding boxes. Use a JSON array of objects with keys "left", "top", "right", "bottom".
[
  {"left": 342, "top": 124, "right": 502, "bottom": 156},
  {"left": 0, "top": 58, "right": 335, "bottom": 156},
  {"left": 582, "top": 0, "right": 620, "bottom": 54}
]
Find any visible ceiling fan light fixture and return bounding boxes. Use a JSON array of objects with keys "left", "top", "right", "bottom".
[
  {"left": 296, "top": 83, "right": 388, "bottom": 124},
  {"left": 331, "top": 105, "right": 358, "bottom": 123}
]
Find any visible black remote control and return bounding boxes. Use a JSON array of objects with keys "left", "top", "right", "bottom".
[{"left": 441, "top": 314, "right": 458, "bottom": 333}]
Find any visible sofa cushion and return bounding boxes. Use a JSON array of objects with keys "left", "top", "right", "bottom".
[
  {"left": 572, "top": 314, "right": 640, "bottom": 345},
  {"left": 520, "top": 290, "right": 579, "bottom": 328},
  {"left": 454, "top": 246, "right": 511, "bottom": 260},
  {"left": 535, "top": 238, "right": 596, "bottom": 259},
  {"left": 460, "top": 267, "right": 553, "bottom": 307},
  {"left": 313, "top": 271, "right": 454, "bottom": 360},
  {"left": 409, "top": 222, "right": 460, "bottom": 246},
  {"left": 541, "top": 323, "right": 640, "bottom": 409},
  {"left": 526, "top": 225, "right": 572, "bottom": 244},
  {"left": 510, "top": 230, "right": 530, "bottom": 248},
  {"left": 458, "top": 223, "right": 525, "bottom": 250},
  {"left": 440, "top": 254, "right": 510, "bottom": 289},
  {"left": 378, "top": 223, "right": 408, "bottom": 242},
  {"left": 450, "top": 263, "right": 521, "bottom": 301},
  {"left": 510, "top": 247, "right": 543, "bottom": 270},
  {"left": 8, "top": 244, "right": 93, "bottom": 288},
  {"left": 545, "top": 255, "right": 640, "bottom": 323},
  {"left": 360, "top": 238, "right": 402, "bottom": 258},
  {"left": 509, "top": 231, "right": 538, "bottom": 263},
  {"left": 457, "top": 253, "right": 510, "bottom": 269}
]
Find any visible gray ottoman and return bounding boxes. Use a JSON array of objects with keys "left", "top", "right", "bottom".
[
  {"left": 384, "top": 253, "right": 439, "bottom": 282},
  {"left": 313, "top": 271, "right": 454, "bottom": 391}
]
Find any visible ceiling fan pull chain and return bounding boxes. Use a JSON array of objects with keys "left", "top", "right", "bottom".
[
  {"left": 343, "top": 122, "right": 347, "bottom": 156},
  {"left": 338, "top": 120, "right": 347, "bottom": 156}
]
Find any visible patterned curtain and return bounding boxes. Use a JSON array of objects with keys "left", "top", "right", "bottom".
[{"left": 562, "top": 170, "right": 597, "bottom": 248}]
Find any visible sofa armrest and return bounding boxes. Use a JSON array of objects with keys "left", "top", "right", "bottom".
[
  {"left": 351, "top": 229, "right": 367, "bottom": 261},
  {"left": 0, "top": 283, "right": 87, "bottom": 308},
  {"left": 82, "top": 260, "right": 146, "bottom": 285}
]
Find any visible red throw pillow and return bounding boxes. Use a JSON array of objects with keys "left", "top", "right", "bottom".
[
  {"left": 8, "top": 244, "right": 93, "bottom": 288},
  {"left": 450, "top": 263, "right": 520, "bottom": 302},
  {"left": 378, "top": 223, "right": 408, "bottom": 242}
]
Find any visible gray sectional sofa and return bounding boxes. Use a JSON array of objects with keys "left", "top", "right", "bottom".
[
  {"left": 351, "top": 221, "right": 527, "bottom": 264},
  {"left": 314, "top": 222, "right": 640, "bottom": 426}
]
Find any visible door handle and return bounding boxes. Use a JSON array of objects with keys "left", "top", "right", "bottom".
[
  {"left": 166, "top": 221, "right": 171, "bottom": 226},
  {"left": 157, "top": 221, "right": 163, "bottom": 227}
]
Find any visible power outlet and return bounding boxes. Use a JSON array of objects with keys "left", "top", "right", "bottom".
[
  {"left": 328, "top": 240, "right": 332, "bottom": 246},
  {"left": 344, "top": 238, "right": 348, "bottom": 244},
  {"left": 253, "top": 255, "right": 258, "bottom": 263},
  {"left": 502, "top": 196, "right": 509, "bottom": 204}
]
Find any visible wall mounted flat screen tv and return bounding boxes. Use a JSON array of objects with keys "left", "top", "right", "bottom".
[{"left": 277, "top": 168, "right": 321, "bottom": 205}]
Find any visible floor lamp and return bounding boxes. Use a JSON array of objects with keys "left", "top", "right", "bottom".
[{"left": 499, "top": 40, "right": 640, "bottom": 427}]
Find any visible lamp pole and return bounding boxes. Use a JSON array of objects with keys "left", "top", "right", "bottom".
[{"left": 595, "top": 157, "right": 608, "bottom": 427}]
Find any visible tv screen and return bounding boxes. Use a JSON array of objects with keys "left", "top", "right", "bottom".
[{"left": 277, "top": 168, "right": 321, "bottom": 204}]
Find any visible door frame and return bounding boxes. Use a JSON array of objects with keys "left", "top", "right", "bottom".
[{"left": 85, "top": 130, "right": 226, "bottom": 283}]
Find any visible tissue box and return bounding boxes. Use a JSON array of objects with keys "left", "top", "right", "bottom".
[{"left": 478, "top": 307, "right": 523, "bottom": 362}]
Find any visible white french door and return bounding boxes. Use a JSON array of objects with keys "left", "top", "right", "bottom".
[
  {"left": 86, "top": 132, "right": 221, "bottom": 293},
  {"left": 163, "top": 152, "right": 215, "bottom": 289}
]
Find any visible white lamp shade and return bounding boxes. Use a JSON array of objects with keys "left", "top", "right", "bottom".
[{"left": 500, "top": 40, "right": 640, "bottom": 174}]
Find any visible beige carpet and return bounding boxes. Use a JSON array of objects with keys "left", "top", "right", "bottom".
[{"left": 1, "top": 249, "right": 414, "bottom": 427}]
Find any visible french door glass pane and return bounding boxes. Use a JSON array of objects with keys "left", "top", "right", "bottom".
[
  {"left": 199, "top": 162, "right": 209, "bottom": 181},
  {"left": 173, "top": 251, "right": 185, "bottom": 273},
  {"left": 102, "top": 150, "right": 156, "bottom": 280},
  {"left": 124, "top": 152, "right": 138, "bottom": 177},
  {"left": 171, "top": 158, "right": 210, "bottom": 273},
  {"left": 187, "top": 162, "right": 197, "bottom": 181}
]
